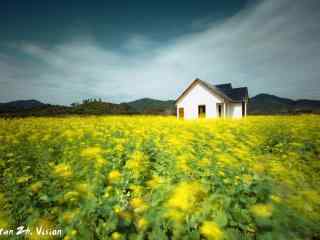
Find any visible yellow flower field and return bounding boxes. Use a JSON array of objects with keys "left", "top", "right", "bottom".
[{"left": 0, "top": 115, "right": 319, "bottom": 239}]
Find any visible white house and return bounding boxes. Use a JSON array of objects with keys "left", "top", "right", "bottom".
[{"left": 175, "top": 79, "right": 248, "bottom": 119}]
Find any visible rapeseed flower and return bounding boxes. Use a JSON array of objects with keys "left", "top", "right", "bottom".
[
  {"left": 242, "top": 174, "right": 253, "bottom": 185},
  {"left": 53, "top": 163, "right": 72, "bottom": 178},
  {"left": 111, "top": 232, "right": 123, "bottom": 240},
  {"left": 30, "top": 181, "right": 43, "bottom": 193},
  {"left": 130, "top": 197, "right": 148, "bottom": 213},
  {"left": 0, "top": 213, "right": 9, "bottom": 228},
  {"left": 136, "top": 217, "right": 148, "bottom": 231},
  {"left": 63, "top": 191, "right": 80, "bottom": 203},
  {"left": 252, "top": 163, "right": 265, "bottom": 173},
  {"left": 17, "top": 175, "right": 32, "bottom": 184},
  {"left": 198, "top": 158, "right": 211, "bottom": 167},
  {"left": 176, "top": 155, "right": 191, "bottom": 172},
  {"left": 129, "top": 184, "right": 143, "bottom": 196},
  {"left": 200, "top": 221, "right": 224, "bottom": 240},
  {"left": 1, "top": 115, "right": 320, "bottom": 239},
  {"left": 146, "top": 175, "right": 163, "bottom": 189},
  {"left": 302, "top": 190, "right": 320, "bottom": 204},
  {"left": 250, "top": 203, "right": 273, "bottom": 218},
  {"left": 125, "top": 151, "right": 148, "bottom": 178},
  {"left": 81, "top": 146, "right": 103, "bottom": 159},
  {"left": 271, "top": 195, "right": 282, "bottom": 203},
  {"left": 167, "top": 181, "right": 206, "bottom": 211},
  {"left": 118, "top": 210, "right": 132, "bottom": 222},
  {"left": 108, "top": 170, "right": 121, "bottom": 183},
  {"left": 62, "top": 209, "right": 79, "bottom": 223},
  {"left": 165, "top": 209, "right": 184, "bottom": 222},
  {"left": 75, "top": 183, "right": 90, "bottom": 195}
]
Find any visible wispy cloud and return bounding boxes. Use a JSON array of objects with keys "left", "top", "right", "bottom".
[{"left": 1, "top": 0, "right": 320, "bottom": 104}]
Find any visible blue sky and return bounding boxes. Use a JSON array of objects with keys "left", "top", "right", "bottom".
[{"left": 1, "top": 0, "right": 320, "bottom": 104}]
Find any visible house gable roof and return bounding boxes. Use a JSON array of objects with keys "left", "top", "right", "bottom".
[
  {"left": 215, "top": 83, "right": 233, "bottom": 91},
  {"left": 175, "top": 78, "right": 248, "bottom": 105},
  {"left": 218, "top": 87, "right": 248, "bottom": 102}
]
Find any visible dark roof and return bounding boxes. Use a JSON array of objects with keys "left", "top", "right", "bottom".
[
  {"left": 215, "top": 86, "right": 248, "bottom": 102},
  {"left": 215, "top": 83, "right": 233, "bottom": 91},
  {"left": 176, "top": 78, "right": 248, "bottom": 104}
]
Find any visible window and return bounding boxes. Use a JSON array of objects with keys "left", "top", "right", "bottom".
[
  {"left": 178, "top": 108, "right": 184, "bottom": 119},
  {"left": 198, "top": 105, "right": 206, "bottom": 118}
]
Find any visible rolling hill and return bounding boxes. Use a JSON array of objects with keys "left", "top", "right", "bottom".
[
  {"left": 248, "top": 94, "right": 320, "bottom": 114},
  {"left": 1, "top": 94, "right": 320, "bottom": 116},
  {"left": 0, "top": 99, "right": 46, "bottom": 112},
  {"left": 125, "top": 98, "right": 176, "bottom": 115}
]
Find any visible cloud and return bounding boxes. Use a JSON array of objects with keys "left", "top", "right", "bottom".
[{"left": 1, "top": 0, "right": 320, "bottom": 104}]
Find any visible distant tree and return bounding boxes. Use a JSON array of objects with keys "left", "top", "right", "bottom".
[{"left": 71, "top": 102, "right": 79, "bottom": 107}]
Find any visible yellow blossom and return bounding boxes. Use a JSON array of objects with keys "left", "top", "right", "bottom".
[
  {"left": 146, "top": 175, "right": 163, "bottom": 189},
  {"left": 108, "top": 170, "right": 121, "bottom": 183},
  {"left": 198, "top": 158, "right": 211, "bottom": 166},
  {"left": 176, "top": 155, "right": 191, "bottom": 172},
  {"left": 111, "top": 232, "right": 123, "bottom": 240},
  {"left": 200, "top": 221, "right": 224, "bottom": 240},
  {"left": 167, "top": 181, "right": 206, "bottom": 212},
  {"left": 129, "top": 184, "right": 143, "bottom": 196},
  {"left": 118, "top": 210, "right": 132, "bottom": 222},
  {"left": 103, "top": 186, "right": 113, "bottom": 198},
  {"left": 30, "top": 181, "right": 43, "bottom": 193},
  {"left": 62, "top": 209, "right": 79, "bottom": 223},
  {"left": 216, "top": 154, "right": 235, "bottom": 166},
  {"left": 64, "top": 191, "right": 80, "bottom": 203},
  {"left": 113, "top": 206, "right": 121, "bottom": 214},
  {"left": 53, "top": 163, "right": 72, "bottom": 178},
  {"left": 130, "top": 197, "right": 148, "bottom": 213},
  {"left": 75, "top": 183, "right": 90, "bottom": 195},
  {"left": 136, "top": 218, "right": 148, "bottom": 231},
  {"left": 125, "top": 151, "right": 148, "bottom": 178},
  {"left": 0, "top": 213, "right": 9, "bottom": 228},
  {"left": 165, "top": 209, "right": 184, "bottom": 222},
  {"left": 242, "top": 174, "right": 253, "bottom": 185},
  {"left": 271, "top": 195, "right": 282, "bottom": 203},
  {"left": 17, "top": 175, "right": 32, "bottom": 184},
  {"left": 250, "top": 203, "right": 273, "bottom": 218},
  {"left": 302, "top": 190, "right": 320, "bottom": 204},
  {"left": 81, "top": 146, "right": 103, "bottom": 159},
  {"left": 252, "top": 163, "right": 265, "bottom": 173}
]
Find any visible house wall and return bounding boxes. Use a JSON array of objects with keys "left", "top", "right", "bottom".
[
  {"left": 176, "top": 83, "right": 224, "bottom": 119},
  {"left": 229, "top": 103, "right": 243, "bottom": 118}
]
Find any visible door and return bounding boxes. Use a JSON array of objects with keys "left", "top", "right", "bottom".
[
  {"left": 242, "top": 101, "right": 245, "bottom": 117},
  {"left": 198, "top": 105, "right": 206, "bottom": 118},
  {"left": 178, "top": 108, "right": 184, "bottom": 119},
  {"left": 217, "top": 104, "right": 222, "bottom": 118}
]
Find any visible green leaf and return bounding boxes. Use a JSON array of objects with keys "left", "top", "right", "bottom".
[{"left": 215, "top": 211, "right": 228, "bottom": 227}]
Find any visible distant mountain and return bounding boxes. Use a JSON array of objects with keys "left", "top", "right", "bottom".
[
  {"left": 248, "top": 94, "right": 320, "bottom": 114},
  {"left": 1, "top": 94, "right": 319, "bottom": 117},
  {"left": 0, "top": 99, "right": 46, "bottom": 112},
  {"left": 0, "top": 99, "right": 138, "bottom": 117},
  {"left": 125, "top": 98, "right": 176, "bottom": 115},
  {"left": 0, "top": 99, "right": 72, "bottom": 116},
  {"left": 294, "top": 99, "right": 320, "bottom": 112}
]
